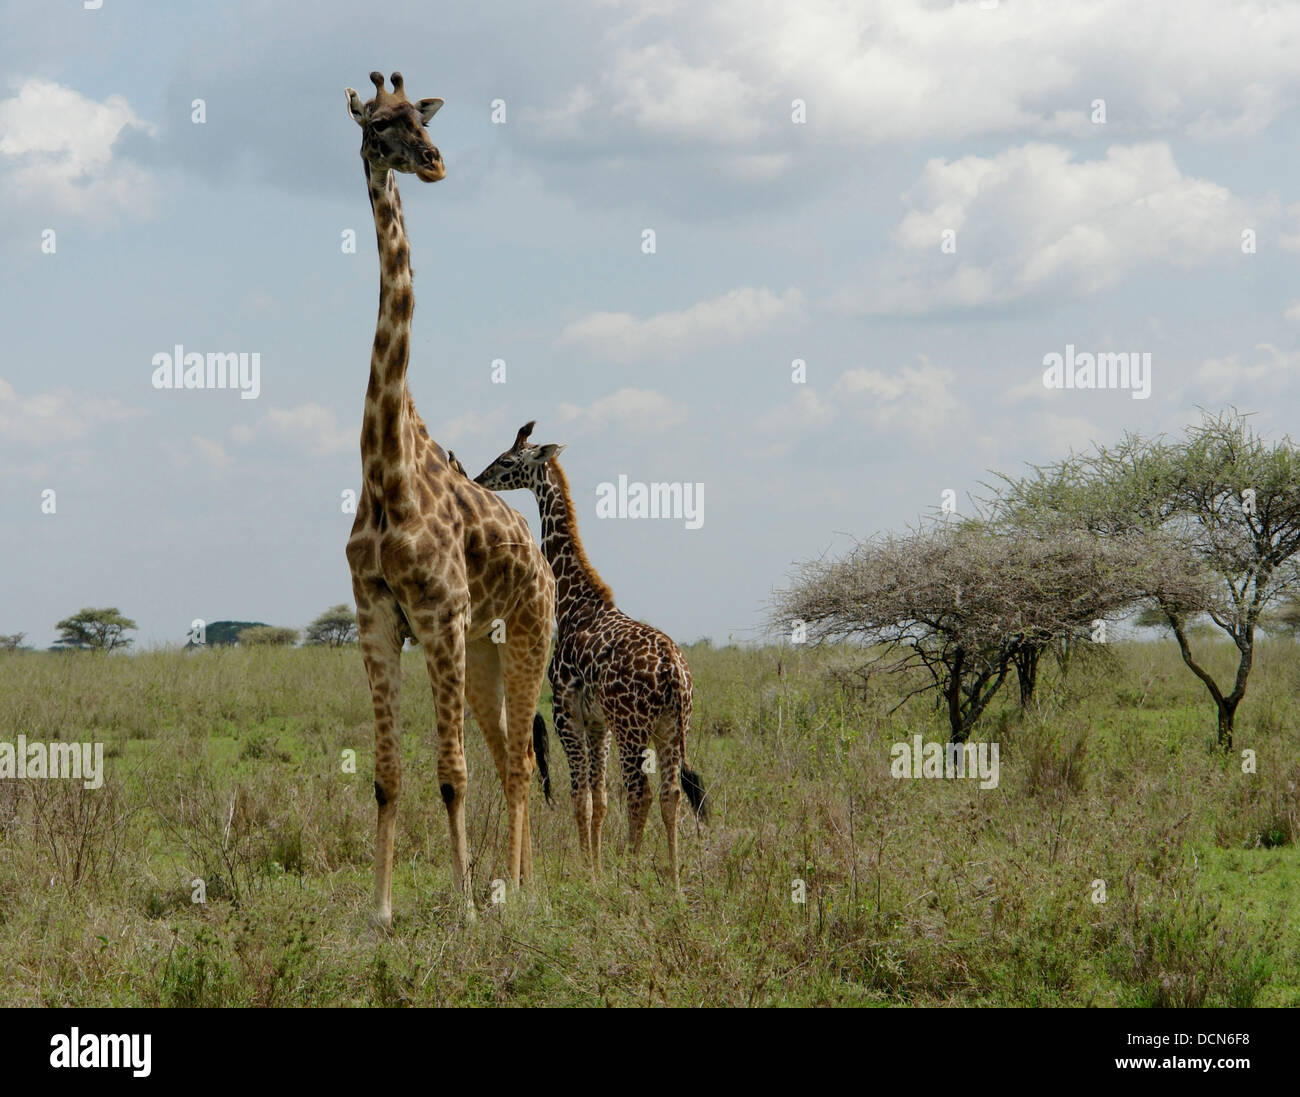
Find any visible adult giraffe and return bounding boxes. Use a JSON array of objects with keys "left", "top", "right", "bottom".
[{"left": 344, "top": 73, "right": 555, "bottom": 927}]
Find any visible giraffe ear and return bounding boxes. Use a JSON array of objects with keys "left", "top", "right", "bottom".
[
  {"left": 530, "top": 443, "right": 566, "bottom": 464},
  {"left": 512, "top": 421, "right": 536, "bottom": 451},
  {"left": 346, "top": 88, "right": 367, "bottom": 126},
  {"left": 415, "top": 97, "right": 444, "bottom": 124}
]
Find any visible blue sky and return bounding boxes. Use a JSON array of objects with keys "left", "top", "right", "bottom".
[{"left": 2, "top": 0, "right": 1299, "bottom": 648}]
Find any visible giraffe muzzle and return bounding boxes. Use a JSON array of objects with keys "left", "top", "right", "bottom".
[{"left": 415, "top": 152, "right": 445, "bottom": 183}]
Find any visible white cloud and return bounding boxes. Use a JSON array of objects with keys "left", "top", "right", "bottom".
[
  {"left": 1194, "top": 344, "right": 1300, "bottom": 400},
  {"left": 1031, "top": 413, "right": 1106, "bottom": 457},
  {"left": 1286, "top": 301, "right": 1300, "bottom": 326},
  {"left": 523, "top": 42, "right": 760, "bottom": 145},
  {"left": 0, "top": 378, "right": 137, "bottom": 445},
  {"left": 755, "top": 389, "right": 835, "bottom": 432},
  {"left": 748, "top": 358, "right": 958, "bottom": 453},
  {"left": 190, "top": 435, "right": 231, "bottom": 469},
  {"left": 834, "top": 143, "right": 1253, "bottom": 316},
  {"left": 555, "top": 388, "right": 685, "bottom": 431},
  {"left": 0, "top": 79, "right": 155, "bottom": 220},
  {"left": 231, "top": 403, "right": 352, "bottom": 456},
  {"left": 435, "top": 407, "right": 510, "bottom": 448},
  {"left": 832, "top": 358, "right": 959, "bottom": 436},
  {"left": 525, "top": 1, "right": 1300, "bottom": 160},
  {"left": 605, "top": 43, "right": 762, "bottom": 143},
  {"left": 1281, "top": 204, "right": 1300, "bottom": 252},
  {"left": 559, "top": 286, "right": 805, "bottom": 361},
  {"left": 749, "top": 389, "right": 837, "bottom": 458}
]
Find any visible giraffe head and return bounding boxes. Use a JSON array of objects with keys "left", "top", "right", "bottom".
[
  {"left": 346, "top": 71, "right": 446, "bottom": 182},
  {"left": 474, "top": 421, "right": 566, "bottom": 491}
]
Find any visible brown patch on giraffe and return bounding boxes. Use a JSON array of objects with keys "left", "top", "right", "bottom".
[
  {"left": 451, "top": 485, "right": 482, "bottom": 518},
  {"left": 381, "top": 422, "right": 402, "bottom": 467}
]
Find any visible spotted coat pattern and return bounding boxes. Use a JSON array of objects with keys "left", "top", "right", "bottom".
[
  {"left": 475, "top": 424, "right": 694, "bottom": 889},
  {"left": 343, "top": 74, "right": 555, "bottom": 928}
]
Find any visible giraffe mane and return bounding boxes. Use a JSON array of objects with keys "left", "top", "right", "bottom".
[{"left": 548, "top": 460, "right": 615, "bottom": 607}]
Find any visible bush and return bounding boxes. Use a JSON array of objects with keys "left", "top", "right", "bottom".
[{"left": 238, "top": 626, "right": 298, "bottom": 647}]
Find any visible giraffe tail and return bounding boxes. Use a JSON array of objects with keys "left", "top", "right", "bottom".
[
  {"left": 681, "top": 764, "right": 708, "bottom": 820},
  {"left": 673, "top": 674, "right": 707, "bottom": 820},
  {"left": 532, "top": 711, "right": 554, "bottom": 805}
]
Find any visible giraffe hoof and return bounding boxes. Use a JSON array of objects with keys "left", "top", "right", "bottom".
[{"left": 370, "top": 908, "right": 394, "bottom": 934}]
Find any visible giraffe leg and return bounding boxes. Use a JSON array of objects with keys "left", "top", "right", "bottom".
[
  {"left": 589, "top": 726, "right": 611, "bottom": 875},
  {"left": 354, "top": 586, "right": 405, "bottom": 930},
  {"left": 499, "top": 593, "right": 552, "bottom": 887},
  {"left": 464, "top": 640, "right": 509, "bottom": 791},
  {"left": 464, "top": 639, "right": 526, "bottom": 882},
  {"left": 409, "top": 601, "right": 473, "bottom": 908},
  {"left": 616, "top": 718, "right": 654, "bottom": 861},
  {"left": 654, "top": 712, "right": 684, "bottom": 892},
  {"left": 552, "top": 699, "right": 591, "bottom": 867}
]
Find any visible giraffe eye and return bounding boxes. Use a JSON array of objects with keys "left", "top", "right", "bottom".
[{"left": 371, "top": 119, "right": 391, "bottom": 133}]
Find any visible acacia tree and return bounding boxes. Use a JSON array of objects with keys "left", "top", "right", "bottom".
[
  {"left": 994, "top": 410, "right": 1300, "bottom": 748},
  {"left": 304, "top": 604, "right": 358, "bottom": 647},
  {"left": 773, "top": 521, "right": 1175, "bottom": 741},
  {"left": 54, "top": 608, "right": 137, "bottom": 652}
]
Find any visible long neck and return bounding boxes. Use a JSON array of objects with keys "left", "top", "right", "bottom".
[
  {"left": 361, "top": 161, "right": 417, "bottom": 503},
  {"left": 534, "top": 461, "right": 615, "bottom": 628}
]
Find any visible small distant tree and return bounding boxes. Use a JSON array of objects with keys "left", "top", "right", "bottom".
[
  {"left": 1266, "top": 595, "right": 1300, "bottom": 638},
  {"left": 238, "top": 625, "right": 298, "bottom": 646},
  {"left": 0, "top": 632, "right": 26, "bottom": 652},
  {"left": 1132, "top": 605, "right": 1171, "bottom": 630},
  {"left": 54, "top": 608, "right": 137, "bottom": 652},
  {"left": 195, "top": 621, "right": 269, "bottom": 647},
  {"left": 304, "top": 604, "right": 358, "bottom": 648}
]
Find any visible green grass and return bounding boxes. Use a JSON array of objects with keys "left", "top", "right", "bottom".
[{"left": 0, "top": 638, "right": 1295, "bottom": 1006}]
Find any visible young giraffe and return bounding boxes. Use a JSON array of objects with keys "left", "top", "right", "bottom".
[
  {"left": 344, "top": 73, "right": 555, "bottom": 927},
  {"left": 475, "top": 423, "right": 706, "bottom": 890}
]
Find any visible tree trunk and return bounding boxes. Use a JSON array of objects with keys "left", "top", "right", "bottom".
[
  {"left": 1217, "top": 697, "right": 1239, "bottom": 750},
  {"left": 1168, "top": 613, "right": 1241, "bottom": 752},
  {"left": 947, "top": 647, "right": 966, "bottom": 743},
  {"left": 1014, "top": 646, "right": 1039, "bottom": 707}
]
